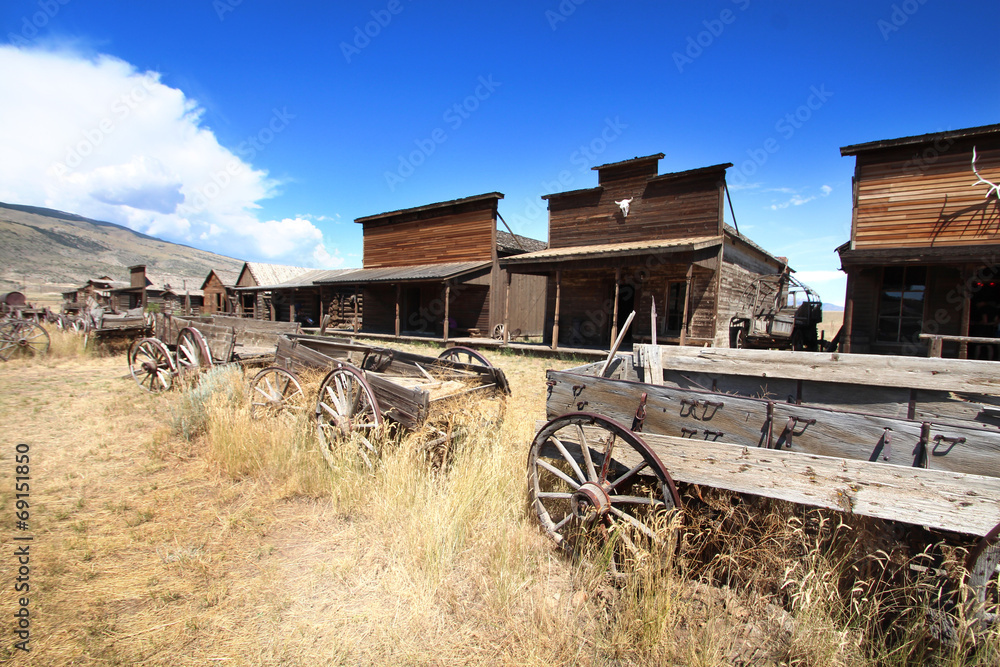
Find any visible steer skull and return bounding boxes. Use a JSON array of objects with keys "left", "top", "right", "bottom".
[{"left": 615, "top": 197, "right": 633, "bottom": 217}]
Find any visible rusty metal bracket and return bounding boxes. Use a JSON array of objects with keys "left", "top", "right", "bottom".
[
  {"left": 681, "top": 427, "right": 698, "bottom": 438},
  {"left": 679, "top": 398, "right": 724, "bottom": 420},
  {"left": 631, "top": 392, "right": 648, "bottom": 433},
  {"left": 572, "top": 384, "right": 585, "bottom": 396},
  {"left": 777, "top": 415, "right": 816, "bottom": 449},
  {"left": 703, "top": 429, "right": 725, "bottom": 441},
  {"left": 913, "top": 423, "right": 931, "bottom": 468},
  {"left": 877, "top": 428, "right": 892, "bottom": 462},
  {"left": 932, "top": 434, "right": 966, "bottom": 457}
]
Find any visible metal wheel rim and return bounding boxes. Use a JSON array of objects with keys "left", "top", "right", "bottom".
[
  {"left": 176, "top": 326, "right": 213, "bottom": 371},
  {"left": 528, "top": 412, "right": 680, "bottom": 566},
  {"left": 249, "top": 366, "right": 305, "bottom": 420},
  {"left": 438, "top": 345, "right": 492, "bottom": 367},
  {"left": 129, "top": 337, "right": 175, "bottom": 393},
  {"left": 315, "top": 365, "right": 383, "bottom": 468}
]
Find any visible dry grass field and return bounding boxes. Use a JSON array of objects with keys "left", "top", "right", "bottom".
[{"left": 0, "top": 331, "right": 997, "bottom": 665}]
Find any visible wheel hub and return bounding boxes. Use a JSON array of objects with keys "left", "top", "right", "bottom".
[
  {"left": 572, "top": 482, "right": 612, "bottom": 521},
  {"left": 141, "top": 360, "right": 157, "bottom": 374}
]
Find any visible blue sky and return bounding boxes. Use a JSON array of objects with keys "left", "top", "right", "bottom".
[{"left": 1, "top": 1, "right": 999, "bottom": 304}]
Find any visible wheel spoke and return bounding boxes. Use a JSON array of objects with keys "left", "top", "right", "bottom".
[
  {"left": 536, "top": 459, "right": 581, "bottom": 490},
  {"left": 576, "top": 424, "right": 598, "bottom": 482},
  {"left": 608, "top": 460, "right": 649, "bottom": 492},
  {"left": 608, "top": 506, "right": 658, "bottom": 540},
  {"left": 549, "top": 435, "right": 587, "bottom": 484}
]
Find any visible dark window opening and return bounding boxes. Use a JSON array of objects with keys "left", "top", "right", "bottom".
[
  {"left": 876, "top": 266, "right": 926, "bottom": 344},
  {"left": 665, "top": 282, "right": 687, "bottom": 333}
]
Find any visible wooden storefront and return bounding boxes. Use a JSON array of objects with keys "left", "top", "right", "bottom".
[
  {"left": 838, "top": 124, "right": 1000, "bottom": 358},
  {"left": 503, "top": 155, "right": 787, "bottom": 349},
  {"left": 323, "top": 192, "right": 546, "bottom": 340}
]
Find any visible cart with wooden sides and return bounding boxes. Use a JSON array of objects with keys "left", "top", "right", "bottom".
[
  {"left": 250, "top": 334, "right": 510, "bottom": 467},
  {"left": 529, "top": 344, "right": 1000, "bottom": 620},
  {"left": 127, "top": 314, "right": 300, "bottom": 393}
]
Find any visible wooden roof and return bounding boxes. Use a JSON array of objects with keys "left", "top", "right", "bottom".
[
  {"left": 241, "top": 262, "right": 317, "bottom": 287},
  {"left": 500, "top": 236, "right": 723, "bottom": 266},
  {"left": 496, "top": 230, "right": 547, "bottom": 254},
  {"left": 355, "top": 192, "right": 503, "bottom": 226},
  {"left": 591, "top": 153, "right": 665, "bottom": 171},
  {"left": 236, "top": 268, "right": 360, "bottom": 290},
  {"left": 841, "top": 123, "right": 1000, "bottom": 156},
  {"left": 315, "top": 261, "right": 490, "bottom": 284},
  {"left": 542, "top": 162, "right": 732, "bottom": 200}
]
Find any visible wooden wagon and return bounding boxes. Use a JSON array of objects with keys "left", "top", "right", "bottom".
[
  {"left": 250, "top": 334, "right": 510, "bottom": 467},
  {"left": 529, "top": 344, "right": 1000, "bottom": 620},
  {"left": 127, "top": 314, "right": 300, "bottom": 392}
]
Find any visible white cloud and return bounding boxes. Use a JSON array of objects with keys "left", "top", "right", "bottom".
[
  {"left": 770, "top": 194, "right": 815, "bottom": 210},
  {"left": 0, "top": 45, "right": 340, "bottom": 268},
  {"left": 820, "top": 184, "right": 833, "bottom": 196}
]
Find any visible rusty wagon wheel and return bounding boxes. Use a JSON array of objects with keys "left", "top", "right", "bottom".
[
  {"left": 438, "top": 346, "right": 491, "bottom": 367},
  {"left": 249, "top": 366, "right": 305, "bottom": 420},
  {"left": 128, "top": 338, "right": 176, "bottom": 393},
  {"left": 175, "top": 327, "right": 213, "bottom": 373},
  {"left": 0, "top": 320, "right": 50, "bottom": 361},
  {"left": 315, "top": 365, "right": 383, "bottom": 469},
  {"left": 528, "top": 413, "right": 681, "bottom": 569}
]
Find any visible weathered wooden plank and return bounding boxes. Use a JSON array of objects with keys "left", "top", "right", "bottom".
[
  {"left": 547, "top": 369, "right": 1000, "bottom": 478},
  {"left": 638, "top": 344, "right": 1000, "bottom": 395},
  {"left": 535, "top": 420, "right": 1000, "bottom": 538},
  {"left": 367, "top": 372, "right": 428, "bottom": 428}
]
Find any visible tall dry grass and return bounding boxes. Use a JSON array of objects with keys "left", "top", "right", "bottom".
[{"left": 153, "top": 351, "right": 1000, "bottom": 665}]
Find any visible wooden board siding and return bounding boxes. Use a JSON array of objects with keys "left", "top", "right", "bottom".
[
  {"left": 505, "top": 271, "right": 547, "bottom": 337},
  {"left": 449, "top": 284, "right": 490, "bottom": 332},
  {"left": 202, "top": 273, "right": 230, "bottom": 315},
  {"left": 363, "top": 284, "right": 396, "bottom": 333},
  {"left": 547, "top": 173, "right": 723, "bottom": 249},
  {"left": 716, "top": 238, "right": 787, "bottom": 347},
  {"left": 362, "top": 209, "right": 495, "bottom": 268},
  {"left": 853, "top": 141, "right": 1000, "bottom": 249}
]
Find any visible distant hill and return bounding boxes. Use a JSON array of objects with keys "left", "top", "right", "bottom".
[
  {"left": 822, "top": 303, "right": 845, "bottom": 312},
  {"left": 0, "top": 201, "right": 244, "bottom": 291}
]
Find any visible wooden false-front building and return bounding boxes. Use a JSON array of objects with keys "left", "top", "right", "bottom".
[
  {"left": 838, "top": 124, "right": 1000, "bottom": 358},
  {"left": 316, "top": 193, "right": 546, "bottom": 340},
  {"left": 109, "top": 265, "right": 204, "bottom": 314},
  {"left": 201, "top": 269, "right": 240, "bottom": 315},
  {"left": 502, "top": 154, "right": 788, "bottom": 349}
]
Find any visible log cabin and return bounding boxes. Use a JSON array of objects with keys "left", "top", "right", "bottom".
[
  {"left": 501, "top": 154, "right": 788, "bottom": 350},
  {"left": 838, "top": 123, "right": 1000, "bottom": 358},
  {"left": 315, "top": 192, "right": 547, "bottom": 340},
  {"left": 110, "top": 265, "right": 204, "bottom": 314}
]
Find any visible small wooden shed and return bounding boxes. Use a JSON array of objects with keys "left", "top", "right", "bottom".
[{"left": 502, "top": 154, "right": 788, "bottom": 349}]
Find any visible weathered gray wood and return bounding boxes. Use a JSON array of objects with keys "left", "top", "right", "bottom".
[
  {"left": 367, "top": 372, "right": 428, "bottom": 428},
  {"left": 547, "top": 369, "right": 1000, "bottom": 478},
  {"left": 536, "top": 420, "right": 1000, "bottom": 538},
  {"left": 637, "top": 344, "right": 1000, "bottom": 395}
]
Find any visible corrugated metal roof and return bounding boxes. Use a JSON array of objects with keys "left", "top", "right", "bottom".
[
  {"left": 245, "top": 262, "right": 317, "bottom": 286},
  {"left": 316, "top": 261, "right": 490, "bottom": 284},
  {"left": 497, "top": 230, "right": 547, "bottom": 254},
  {"left": 501, "top": 236, "right": 723, "bottom": 265}
]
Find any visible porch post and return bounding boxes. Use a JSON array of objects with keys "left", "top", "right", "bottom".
[
  {"left": 353, "top": 286, "right": 359, "bottom": 334},
  {"left": 395, "top": 283, "right": 401, "bottom": 337},
  {"left": 611, "top": 266, "right": 621, "bottom": 345},
  {"left": 842, "top": 272, "right": 854, "bottom": 353},
  {"left": 552, "top": 270, "right": 561, "bottom": 350},
  {"left": 289, "top": 289, "right": 296, "bottom": 324},
  {"left": 443, "top": 281, "right": 450, "bottom": 342},
  {"left": 503, "top": 270, "right": 512, "bottom": 344},
  {"left": 680, "top": 264, "right": 693, "bottom": 346},
  {"left": 960, "top": 266, "right": 971, "bottom": 360}
]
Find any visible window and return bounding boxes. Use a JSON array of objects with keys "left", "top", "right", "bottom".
[
  {"left": 876, "top": 266, "right": 926, "bottom": 343},
  {"left": 665, "top": 282, "right": 687, "bottom": 333}
]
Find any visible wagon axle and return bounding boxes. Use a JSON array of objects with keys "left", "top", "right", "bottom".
[{"left": 572, "top": 482, "right": 612, "bottom": 521}]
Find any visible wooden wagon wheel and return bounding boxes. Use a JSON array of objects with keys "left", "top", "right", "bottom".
[
  {"left": 315, "top": 365, "right": 383, "bottom": 469},
  {"left": 438, "top": 346, "right": 491, "bottom": 367},
  {"left": 528, "top": 412, "right": 681, "bottom": 568},
  {"left": 175, "top": 326, "right": 213, "bottom": 372},
  {"left": 0, "top": 321, "right": 50, "bottom": 361},
  {"left": 249, "top": 366, "right": 305, "bottom": 420},
  {"left": 492, "top": 323, "right": 505, "bottom": 340},
  {"left": 128, "top": 338, "right": 176, "bottom": 393}
]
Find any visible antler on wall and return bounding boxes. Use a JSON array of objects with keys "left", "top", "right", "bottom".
[{"left": 971, "top": 146, "right": 1000, "bottom": 201}]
